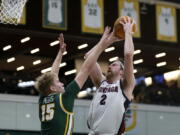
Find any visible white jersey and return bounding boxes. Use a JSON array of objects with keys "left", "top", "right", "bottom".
[
  {"left": 87, "top": 80, "right": 130, "bottom": 135},
  {"left": 48, "top": 0, "right": 62, "bottom": 23}
]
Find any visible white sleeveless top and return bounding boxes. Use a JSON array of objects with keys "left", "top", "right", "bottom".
[{"left": 87, "top": 80, "right": 130, "bottom": 135}]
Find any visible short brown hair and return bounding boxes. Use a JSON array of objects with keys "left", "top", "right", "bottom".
[
  {"left": 117, "top": 60, "right": 124, "bottom": 70},
  {"left": 109, "top": 58, "right": 124, "bottom": 70},
  {"left": 34, "top": 72, "right": 55, "bottom": 95}
]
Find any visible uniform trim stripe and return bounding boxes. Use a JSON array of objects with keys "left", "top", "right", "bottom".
[
  {"left": 64, "top": 114, "right": 73, "bottom": 135},
  {"left": 59, "top": 94, "right": 74, "bottom": 114},
  {"left": 67, "top": 114, "right": 73, "bottom": 135},
  {"left": 64, "top": 115, "right": 69, "bottom": 135},
  {"left": 120, "top": 80, "right": 131, "bottom": 103},
  {"left": 70, "top": 117, "right": 74, "bottom": 135}
]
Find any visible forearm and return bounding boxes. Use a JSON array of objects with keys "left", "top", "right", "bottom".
[
  {"left": 124, "top": 33, "right": 134, "bottom": 76},
  {"left": 75, "top": 41, "right": 108, "bottom": 89},
  {"left": 90, "top": 63, "right": 105, "bottom": 87},
  {"left": 75, "top": 26, "right": 117, "bottom": 88},
  {"left": 51, "top": 50, "right": 63, "bottom": 74},
  {"left": 82, "top": 41, "right": 106, "bottom": 72},
  {"left": 124, "top": 33, "right": 134, "bottom": 56},
  {"left": 85, "top": 45, "right": 105, "bottom": 86},
  {"left": 123, "top": 33, "right": 135, "bottom": 94}
]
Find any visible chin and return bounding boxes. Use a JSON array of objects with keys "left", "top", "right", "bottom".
[
  {"left": 61, "top": 90, "right": 65, "bottom": 93},
  {"left": 60, "top": 88, "right": 65, "bottom": 93},
  {"left": 107, "top": 72, "right": 112, "bottom": 77}
]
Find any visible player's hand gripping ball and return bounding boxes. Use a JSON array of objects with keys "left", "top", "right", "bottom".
[{"left": 113, "top": 16, "right": 136, "bottom": 39}]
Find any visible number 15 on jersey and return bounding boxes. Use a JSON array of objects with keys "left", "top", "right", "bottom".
[{"left": 41, "top": 103, "right": 55, "bottom": 122}]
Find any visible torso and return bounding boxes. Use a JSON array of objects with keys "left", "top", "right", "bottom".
[
  {"left": 87, "top": 80, "right": 130, "bottom": 134},
  {"left": 39, "top": 80, "right": 80, "bottom": 135},
  {"left": 39, "top": 93, "right": 74, "bottom": 135}
]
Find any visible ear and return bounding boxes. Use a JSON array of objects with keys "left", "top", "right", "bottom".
[
  {"left": 50, "top": 85, "right": 56, "bottom": 92},
  {"left": 119, "top": 70, "right": 124, "bottom": 77}
]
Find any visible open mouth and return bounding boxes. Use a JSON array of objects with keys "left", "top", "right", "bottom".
[{"left": 107, "top": 70, "right": 111, "bottom": 73}]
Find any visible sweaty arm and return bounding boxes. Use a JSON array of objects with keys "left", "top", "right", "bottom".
[
  {"left": 121, "top": 18, "right": 136, "bottom": 100},
  {"left": 85, "top": 48, "right": 106, "bottom": 87},
  {"left": 51, "top": 34, "right": 66, "bottom": 75},
  {"left": 84, "top": 27, "right": 122, "bottom": 88},
  {"left": 75, "top": 42, "right": 107, "bottom": 89},
  {"left": 75, "top": 27, "right": 116, "bottom": 89}
]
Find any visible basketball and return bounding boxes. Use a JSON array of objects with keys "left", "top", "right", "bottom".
[{"left": 113, "top": 16, "right": 136, "bottom": 39}]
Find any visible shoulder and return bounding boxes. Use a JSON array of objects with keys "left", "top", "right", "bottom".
[
  {"left": 65, "top": 80, "right": 80, "bottom": 91},
  {"left": 100, "top": 80, "right": 107, "bottom": 84},
  {"left": 119, "top": 79, "right": 133, "bottom": 101}
]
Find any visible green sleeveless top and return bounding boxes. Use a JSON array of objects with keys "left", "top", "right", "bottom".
[{"left": 39, "top": 80, "right": 80, "bottom": 135}]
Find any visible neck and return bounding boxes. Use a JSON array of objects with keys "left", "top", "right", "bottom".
[
  {"left": 106, "top": 75, "right": 121, "bottom": 83},
  {"left": 45, "top": 90, "right": 54, "bottom": 96}
]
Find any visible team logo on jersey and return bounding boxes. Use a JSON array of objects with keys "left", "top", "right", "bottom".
[
  {"left": 98, "top": 86, "right": 118, "bottom": 93},
  {"left": 43, "top": 95, "right": 55, "bottom": 104}
]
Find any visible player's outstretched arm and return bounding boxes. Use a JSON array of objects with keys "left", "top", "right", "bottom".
[
  {"left": 51, "top": 33, "right": 66, "bottom": 75},
  {"left": 84, "top": 28, "right": 123, "bottom": 87},
  {"left": 84, "top": 50, "right": 106, "bottom": 88},
  {"left": 75, "top": 26, "right": 119, "bottom": 89},
  {"left": 120, "top": 18, "right": 136, "bottom": 100}
]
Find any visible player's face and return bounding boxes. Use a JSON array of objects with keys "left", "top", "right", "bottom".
[
  {"left": 51, "top": 76, "right": 65, "bottom": 93},
  {"left": 107, "top": 61, "right": 123, "bottom": 77}
]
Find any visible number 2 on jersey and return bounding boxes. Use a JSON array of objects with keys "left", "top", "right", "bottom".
[
  {"left": 41, "top": 103, "right": 55, "bottom": 122},
  {"left": 100, "top": 94, "right": 107, "bottom": 105}
]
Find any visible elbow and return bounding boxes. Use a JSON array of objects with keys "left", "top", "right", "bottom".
[
  {"left": 124, "top": 52, "right": 134, "bottom": 58},
  {"left": 132, "top": 77, "right": 136, "bottom": 88},
  {"left": 81, "top": 65, "right": 91, "bottom": 75},
  {"left": 127, "top": 76, "right": 136, "bottom": 89},
  {"left": 84, "top": 51, "right": 91, "bottom": 59},
  {"left": 84, "top": 53, "right": 88, "bottom": 60}
]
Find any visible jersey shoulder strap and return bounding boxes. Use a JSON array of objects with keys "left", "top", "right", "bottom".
[{"left": 119, "top": 80, "right": 131, "bottom": 110}]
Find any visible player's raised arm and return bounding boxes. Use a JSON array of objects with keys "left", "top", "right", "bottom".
[
  {"left": 75, "top": 27, "right": 120, "bottom": 89},
  {"left": 84, "top": 49, "right": 106, "bottom": 87},
  {"left": 84, "top": 28, "right": 123, "bottom": 88},
  {"left": 120, "top": 17, "right": 136, "bottom": 100},
  {"left": 51, "top": 33, "right": 66, "bottom": 75}
]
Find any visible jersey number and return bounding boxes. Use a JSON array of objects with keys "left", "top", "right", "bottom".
[
  {"left": 41, "top": 103, "right": 55, "bottom": 122},
  {"left": 100, "top": 94, "right": 107, "bottom": 105},
  {"left": 88, "top": 8, "right": 97, "bottom": 16}
]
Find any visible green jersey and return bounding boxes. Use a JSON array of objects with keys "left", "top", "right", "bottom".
[{"left": 39, "top": 80, "right": 80, "bottom": 135}]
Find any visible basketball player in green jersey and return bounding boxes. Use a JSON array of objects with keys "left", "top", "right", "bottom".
[{"left": 35, "top": 29, "right": 120, "bottom": 135}]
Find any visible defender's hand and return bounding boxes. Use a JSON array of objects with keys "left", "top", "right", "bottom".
[{"left": 58, "top": 33, "right": 67, "bottom": 53}]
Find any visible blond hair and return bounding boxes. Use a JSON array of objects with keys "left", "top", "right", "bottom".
[{"left": 34, "top": 72, "right": 55, "bottom": 95}]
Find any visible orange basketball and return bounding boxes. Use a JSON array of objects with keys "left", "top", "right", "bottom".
[{"left": 113, "top": 16, "right": 136, "bottom": 39}]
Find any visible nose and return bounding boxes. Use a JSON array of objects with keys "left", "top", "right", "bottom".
[
  {"left": 60, "top": 82, "right": 64, "bottom": 87},
  {"left": 107, "top": 66, "right": 111, "bottom": 72}
]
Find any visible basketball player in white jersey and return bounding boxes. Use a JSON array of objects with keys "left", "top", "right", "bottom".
[{"left": 85, "top": 17, "right": 136, "bottom": 135}]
